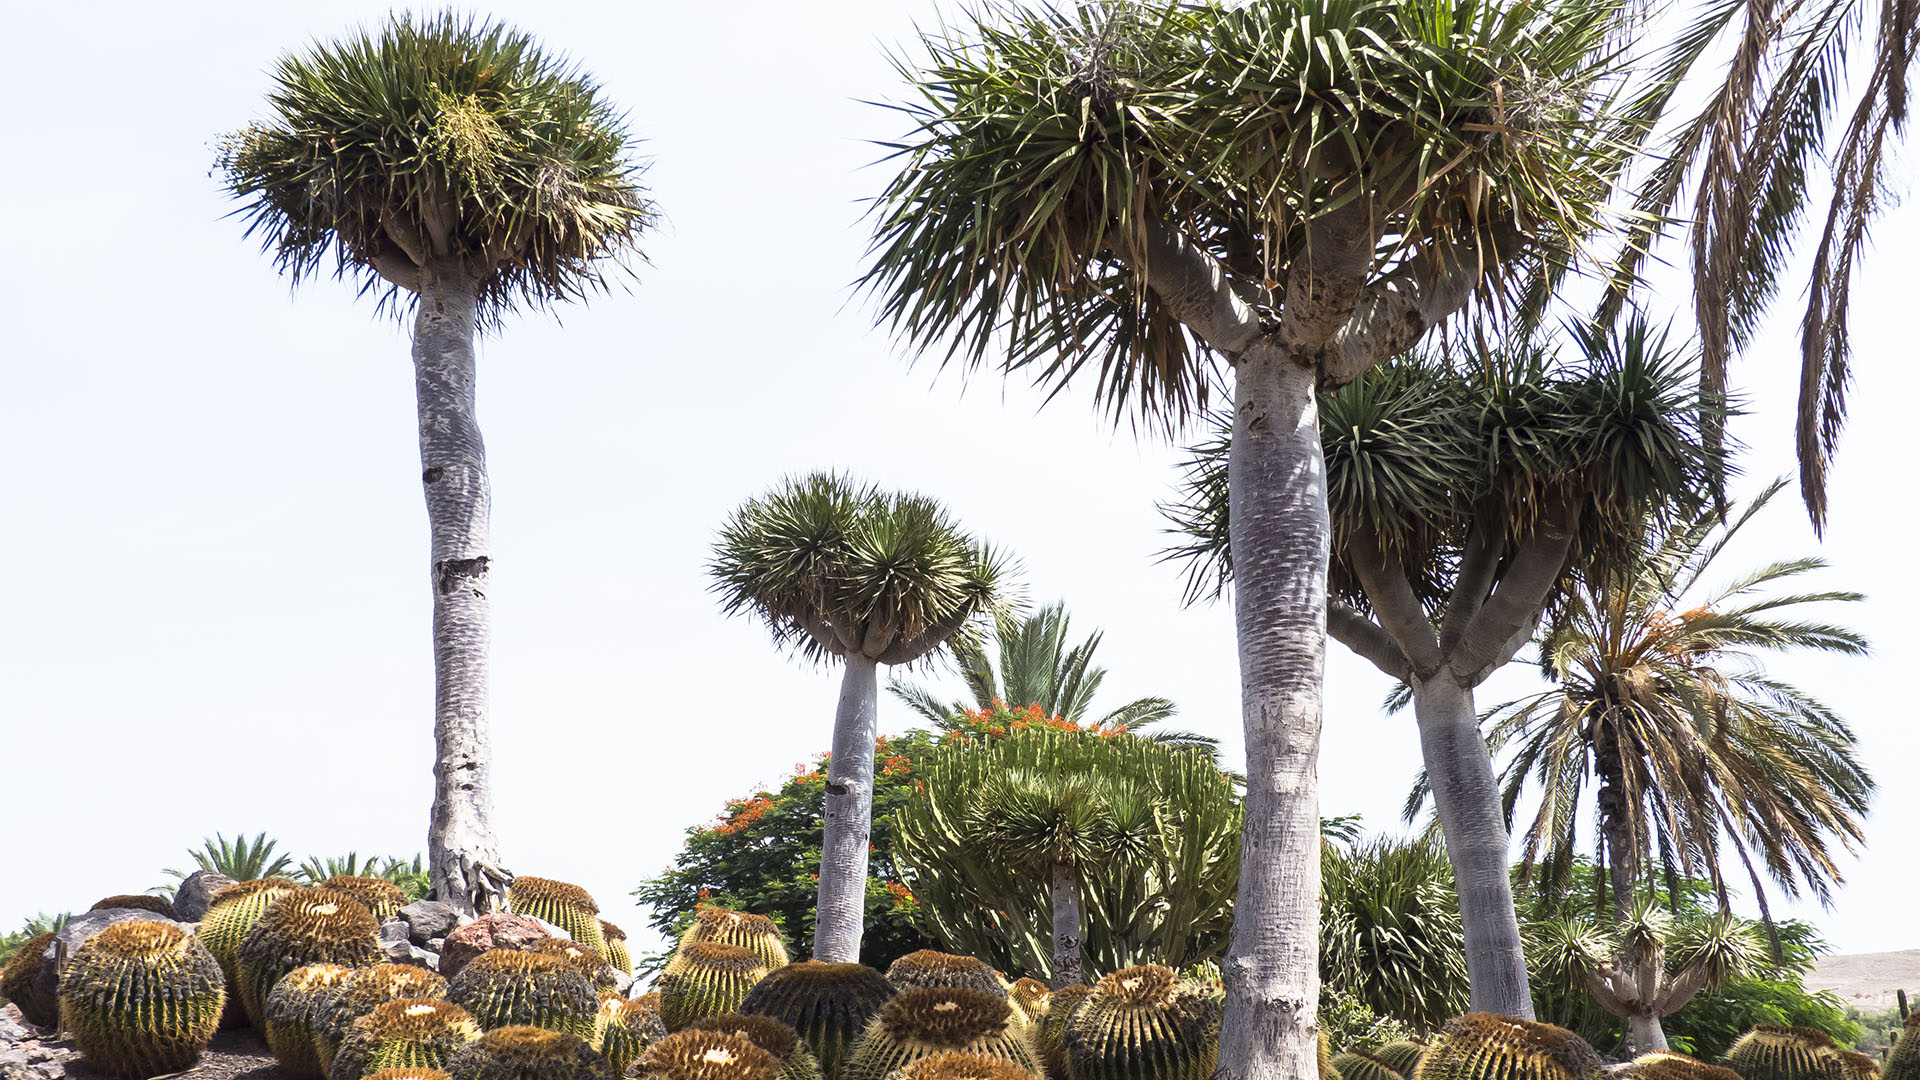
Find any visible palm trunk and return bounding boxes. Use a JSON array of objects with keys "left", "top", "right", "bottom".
[
  {"left": 1595, "top": 720, "right": 1636, "bottom": 925},
  {"left": 1050, "top": 860, "right": 1084, "bottom": 989},
  {"left": 815, "top": 652, "right": 880, "bottom": 962},
  {"left": 1411, "top": 675, "right": 1534, "bottom": 1018},
  {"left": 1216, "top": 355, "right": 1326, "bottom": 1080},
  {"left": 416, "top": 263, "right": 509, "bottom": 916}
]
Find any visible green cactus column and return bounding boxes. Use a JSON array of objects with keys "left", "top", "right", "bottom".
[
  {"left": 266, "top": 961, "right": 358, "bottom": 1077},
  {"left": 841, "top": 987, "right": 1039, "bottom": 1080},
  {"left": 446, "top": 1025, "right": 612, "bottom": 1080},
  {"left": 447, "top": 950, "right": 599, "bottom": 1040},
  {"left": 1061, "top": 966, "right": 1219, "bottom": 1080},
  {"left": 331, "top": 999, "right": 485, "bottom": 1080},
  {"left": 637, "top": 1029, "right": 782, "bottom": 1080},
  {"left": 739, "top": 961, "right": 897, "bottom": 1080},
  {"left": 237, "top": 887, "right": 384, "bottom": 1027},
  {"left": 1419, "top": 1013, "right": 1605, "bottom": 1080},
  {"left": 57, "top": 920, "right": 225, "bottom": 1078},
  {"left": 659, "top": 943, "right": 773, "bottom": 1031}
]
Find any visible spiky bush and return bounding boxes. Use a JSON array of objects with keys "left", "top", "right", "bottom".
[
  {"left": 739, "top": 961, "right": 897, "bottom": 1080},
  {"left": 507, "top": 878, "right": 607, "bottom": 961},
  {"left": 57, "top": 921, "right": 225, "bottom": 1078},
  {"left": 1885, "top": 1014, "right": 1920, "bottom": 1080},
  {"left": 638, "top": 1029, "right": 781, "bottom": 1080},
  {"left": 266, "top": 962, "right": 358, "bottom": 1077},
  {"left": 688, "top": 1014, "right": 824, "bottom": 1080},
  {"left": 842, "top": 987, "right": 1038, "bottom": 1080},
  {"left": 332, "top": 999, "right": 485, "bottom": 1080},
  {"left": 447, "top": 949, "right": 598, "bottom": 1040},
  {"left": 323, "top": 876, "right": 409, "bottom": 921},
  {"left": 1, "top": 932, "right": 57, "bottom": 1027},
  {"left": 681, "top": 909, "right": 791, "bottom": 972},
  {"left": 445, "top": 1025, "right": 611, "bottom": 1080},
  {"left": 599, "top": 996, "right": 670, "bottom": 1075},
  {"left": 1417, "top": 1014, "right": 1604, "bottom": 1080},
  {"left": 660, "top": 942, "right": 773, "bottom": 1030},
  {"left": 1061, "top": 966, "right": 1219, "bottom": 1080},
  {"left": 90, "top": 895, "right": 177, "bottom": 918},
  {"left": 237, "top": 887, "right": 384, "bottom": 1027},
  {"left": 315, "top": 964, "right": 452, "bottom": 1075},
  {"left": 599, "top": 922, "right": 632, "bottom": 976},
  {"left": 886, "top": 952, "right": 1006, "bottom": 998}
]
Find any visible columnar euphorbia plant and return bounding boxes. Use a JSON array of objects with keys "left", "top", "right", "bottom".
[
  {"left": 863, "top": 0, "right": 1640, "bottom": 1071},
  {"left": 218, "top": 14, "right": 652, "bottom": 912},
  {"left": 709, "top": 473, "right": 1014, "bottom": 963}
]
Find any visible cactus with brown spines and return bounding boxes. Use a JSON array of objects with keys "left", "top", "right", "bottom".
[
  {"left": 1416, "top": 1013, "right": 1605, "bottom": 1080},
  {"left": 637, "top": 1029, "right": 782, "bottom": 1080},
  {"left": 445, "top": 1025, "right": 612, "bottom": 1080},
  {"left": 528, "top": 937, "right": 620, "bottom": 992},
  {"left": 599, "top": 921, "right": 632, "bottom": 976},
  {"left": 447, "top": 949, "right": 599, "bottom": 1041},
  {"left": 506, "top": 878, "right": 607, "bottom": 962},
  {"left": 1005, "top": 980, "right": 1049, "bottom": 1030},
  {"left": 1060, "top": 966, "right": 1219, "bottom": 1080},
  {"left": 1372, "top": 1041, "right": 1429, "bottom": 1079},
  {"left": 885, "top": 952, "right": 1006, "bottom": 998},
  {"left": 679, "top": 908, "right": 790, "bottom": 971},
  {"left": 659, "top": 942, "right": 773, "bottom": 1031},
  {"left": 266, "top": 962, "right": 358, "bottom": 1077},
  {"left": 688, "top": 1014, "right": 825, "bottom": 1080},
  {"left": 330, "top": 999, "right": 485, "bottom": 1080},
  {"left": 892, "top": 1052, "right": 1042, "bottom": 1080},
  {"left": 237, "top": 887, "right": 385, "bottom": 1027},
  {"left": 323, "top": 876, "right": 410, "bottom": 921},
  {"left": 738, "top": 961, "right": 897, "bottom": 1080},
  {"left": 90, "top": 894, "right": 177, "bottom": 918},
  {"left": 57, "top": 920, "right": 225, "bottom": 1078},
  {"left": 1321, "top": 1034, "right": 1341, "bottom": 1080},
  {"left": 198, "top": 877, "right": 303, "bottom": 1025},
  {"left": 1032, "top": 983, "right": 1091, "bottom": 1080},
  {"left": 1722, "top": 1026, "right": 1850, "bottom": 1080},
  {"left": 598, "top": 997, "right": 671, "bottom": 1076},
  {"left": 841, "top": 987, "right": 1039, "bottom": 1080},
  {"left": 1886, "top": 1013, "right": 1920, "bottom": 1080},
  {"left": 314, "top": 964, "right": 453, "bottom": 1075},
  {"left": 1336, "top": 1051, "right": 1410, "bottom": 1080},
  {"left": 2, "top": 932, "right": 58, "bottom": 1027},
  {"left": 1836, "top": 1053, "right": 1881, "bottom": 1080},
  {"left": 1615, "top": 1052, "right": 1746, "bottom": 1080}
]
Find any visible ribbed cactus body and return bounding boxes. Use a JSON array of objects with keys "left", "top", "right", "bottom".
[
  {"left": 739, "top": 961, "right": 897, "bottom": 1080},
  {"left": 237, "top": 888, "right": 384, "bottom": 1027},
  {"left": 1033, "top": 984, "right": 1091, "bottom": 1080},
  {"left": 1417, "top": 1013, "right": 1604, "bottom": 1080},
  {"left": 893, "top": 1051, "right": 1042, "bottom": 1080},
  {"left": 1006, "top": 981, "right": 1049, "bottom": 1031},
  {"left": 1061, "top": 966, "right": 1218, "bottom": 1080},
  {"left": 842, "top": 987, "right": 1039, "bottom": 1080},
  {"left": 679, "top": 909, "right": 790, "bottom": 971},
  {"left": 199, "top": 877, "right": 303, "bottom": 1025},
  {"left": 1373, "top": 1042, "right": 1430, "bottom": 1079},
  {"left": 506, "top": 878, "right": 607, "bottom": 963},
  {"left": 446, "top": 1026, "right": 611, "bottom": 1080},
  {"left": 528, "top": 938, "right": 619, "bottom": 993},
  {"left": 2, "top": 932, "right": 57, "bottom": 1027},
  {"left": 660, "top": 942, "right": 772, "bottom": 1031},
  {"left": 1337, "top": 1051, "right": 1411, "bottom": 1080},
  {"left": 448, "top": 950, "right": 599, "bottom": 1041},
  {"left": 57, "top": 920, "right": 225, "bottom": 1078},
  {"left": 1616, "top": 1052, "right": 1747, "bottom": 1080},
  {"left": 314, "top": 964, "right": 452, "bottom": 1075},
  {"left": 1722, "top": 1026, "right": 1849, "bottom": 1080},
  {"left": 266, "top": 962, "right": 358, "bottom": 1077},
  {"left": 687, "top": 1014, "right": 825, "bottom": 1080},
  {"left": 331, "top": 998, "right": 484, "bottom": 1080},
  {"left": 885, "top": 952, "right": 1006, "bottom": 998},
  {"left": 638, "top": 1029, "right": 781, "bottom": 1080},
  {"left": 600, "top": 922, "right": 632, "bottom": 976},
  {"left": 598, "top": 996, "right": 669, "bottom": 1075},
  {"left": 1886, "top": 1015, "right": 1920, "bottom": 1080},
  {"left": 366, "top": 1070, "right": 455, "bottom": 1080},
  {"left": 322, "top": 877, "right": 409, "bottom": 921}
]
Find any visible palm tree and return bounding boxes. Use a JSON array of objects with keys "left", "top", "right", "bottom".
[
  {"left": 709, "top": 472, "right": 1014, "bottom": 962},
  {"left": 863, "top": 1, "right": 1640, "bottom": 1058},
  {"left": 1487, "top": 480, "right": 1872, "bottom": 948},
  {"left": 217, "top": 15, "right": 652, "bottom": 913},
  {"left": 1164, "top": 320, "right": 1721, "bottom": 1018},
  {"left": 165, "top": 832, "right": 297, "bottom": 884}
]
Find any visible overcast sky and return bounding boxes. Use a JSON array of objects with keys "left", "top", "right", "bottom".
[{"left": 2, "top": 0, "right": 1912, "bottom": 962}]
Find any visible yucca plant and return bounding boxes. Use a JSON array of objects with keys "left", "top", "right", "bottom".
[
  {"left": 217, "top": 14, "right": 652, "bottom": 914},
  {"left": 710, "top": 473, "right": 1015, "bottom": 962},
  {"left": 1320, "top": 840, "right": 1469, "bottom": 1034}
]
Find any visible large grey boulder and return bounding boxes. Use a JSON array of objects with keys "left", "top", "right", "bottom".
[
  {"left": 397, "top": 900, "right": 466, "bottom": 945},
  {"left": 26, "top": 909, "right": 189, "bottom": 1020},
  {"left": 170, "top": 871, "right": 237, "bottom": 922}
]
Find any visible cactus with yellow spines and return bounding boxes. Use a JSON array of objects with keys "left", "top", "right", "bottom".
[
  {"left": 330, "top": 998, "right": 485, "bottom": 1080},
  {"left": 1032, "top": 983, "right": 1091, "bottom": 1080},
  {"left": 506, "top": 878, "right": 607, "bottom": 962},
  {"left": 893, "top": 1051, "right": 1042, "bottom": 1080},
  {"left": 1721, "top": 1026, "right": 1851, "bottom": 1080},
  {"left": 1837, "top": 1054, "right": 1882, "bottom": 1080},
  {"left": 447, "top": 949, "right": 599, "bottom": 1041},
  {"left": 1337, "top": 1051, "right": 1411, "bottom": 1080},
  {"left": 841, "top": 987, "right": 1039, "bottom": 1080},
  {"left": 366, "top": 1070, "right": 454, "bottom": 1080},
  {"left": 1321, "top": 1034, "right": 1341, "bottom": 1080},
  {"left": 885, "top": 952, "right": 1006, "bottom": 998},
  {"left": 1416, "top": 1013, "right": 1604, "bottom": 1080},
  {"left": 266, "top": 962, "right": 358, "bottom": 1077},
  {"left": 598, "top": 996, "right": 671, "bottom": 1075},
  {"left": 1373, "top": 1042, "right": 1429, "bottom": 1079},
  {"left": 1886, "top": 1013, "right": 1920, "bottom": 1080},
  {"left": 679, "top": 908, "right": 790, "bottom": 971},
  {"left": 1615, "top": 1052, "right": 1745, "bottom": 1080},
  {"left": 2, "top": 932, "right": 57, "bottom": 1028},
  {"left": 739, "top": 960, "right": 896, "bottom": 1080},
  {"left": 57, "top": 920, "right": 225, "bottom": 1078},
  {"left": 90, "top": 894, "right": 177, "bottom": 917},
  {"left": 446, "top": 1025, "right": 612, "bottom": 1080},
  {"left": 314, "top": 964, "right": 452, "bottom": 1074},
  {"left": 638, "top": 1029, "right": 782, "bottom": 1080},
  {"left": 1005, "top": 980, "right": 1048, "bottom": 1030},
  {"left": 528, "top": 937, "right": 619, "bottom": 993},
  {"left": 237, "top": 887, "right": 384, "bottom": 1027},
  {"left": 1060, "top": 966, "right": 1218, "bottom": 1080},
  {"left": 322, "top": 876, "right": 409, "bottom": 921},
  {"left": 660, "top": 942, "right": 773, "bottom": 1031},
  {"left": 598, "top": 921, "right": 632, "bottom": 976},
  {"left": 198, "top": 877, "right": 303, "bottom": 1025},
  {"left": 688, "top": 1014, "right": 825, "bottom": 1080}
]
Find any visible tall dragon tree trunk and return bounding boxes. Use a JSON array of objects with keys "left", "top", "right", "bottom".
[
  {"left": 416, "top": 262, "right": 510, "bottom": 915},
  {"left": 1216, "top": 354, "right": 1327, "bottom": 1080},
  {"left": 815, "top": 652, "right": 880, "bottom": 963},
  {"left": 1412, "top": 675, "right": 1535, "bottom": 1018},
  {"left": 1050, "top": 859, "right": 1084, "bottom": 989}
]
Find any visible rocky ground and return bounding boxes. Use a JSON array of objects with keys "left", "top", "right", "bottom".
[
  {"left": 1, "top": 1005, "right": 288, "bottom": 1080},
  {"left": 1807, "top": 949, "right": 1920, "bottom": 1013}
]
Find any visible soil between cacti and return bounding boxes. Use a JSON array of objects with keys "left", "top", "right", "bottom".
[{"left": 3, "top": 1009, "right": 295, "bottom": 1080}]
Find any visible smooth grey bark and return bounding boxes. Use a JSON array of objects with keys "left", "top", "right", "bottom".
[
  {"left": 1050, "top": 860, "right": 1085, "bottom": 989},
  {"left": 815, "top": 652, "right": 881, "bottom": 963},
  {"left": 1628, "top": 1013, "right": 1669, "bottom": 1053},
  {"left": 416, "top": 262, "right": 510, "bottom": 916}
]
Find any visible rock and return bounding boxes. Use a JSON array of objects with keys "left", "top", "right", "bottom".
[
  {"left": 0, "top": 1006, "right": 29, "bottom": 1042},
  {"left": 609, "top": 968, "right": 634, "bottom": 996},
  {"left": 397, "top": 900, "right": 465, "bottom": 945},
  {"left": 28, "top": 909, "right": 188, "bottom": 1021},
  {"left": 378, "top": 918, "right": 415, "bottom": 964},
  {"left": 171, "top": 870, "right": 237, "bottom": 922},
  {"left": 437, "top": 914, "right": 556, "bottom": 980}
]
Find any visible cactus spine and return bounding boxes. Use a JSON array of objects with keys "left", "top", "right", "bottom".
[
  {"left": 1722, "top": 1026, "right": 1851, "bottom": 1080},
  {"left": 892, "top": 1052, "right": 1042, "bottom": 1080},
  {"left": 599, "top": 997, "right": 671, "bottom": 1076},
  {"left": 2, "top": 932, "right": 57, "bottom": 1028},
  {"left": 599, "top": 921, "right": 632, "bottom": 976},
  {"left": 1061, "top": 966, "right": 1219, "bottom": 1080},
  {"left": 885, "top": 952, "right": 1007, "bottom": 998},
  {"left": 739, "top": 961, "right": 897, "bottom": 1080},
  {"left": 446, "top": 1025, "right": 612, "bottom": 1080},
  {"left": 528, "top": 938, "right": 619, "bottom": 993},
  {"left": 679, "top": 909, "right": 790, "bottom": 971},
  {"left": 687, "top": 1014, "right": 825, "bottom": 1080},
  {"left": 367, "top": 1070, "right": 454, "bottom": 1080},
  {"left": 637, "top": 1030, "right": 781, "bottom": 1080},
  {"left": 1616, "top": 1052, "right": 1748, "bottom": 1080},
  {"left": 1033, "top": 984, "right": 1092, "bottom": 1080},
  {"left": 331, "top": 999, "right": 484, "bottom": 1080},
  {"left": 659, "top": 942, "right": 773, "bottom": 1031},
  {"left": 1372, "top": 1042, "right": 1429, "bottom": 1079},
  {"left": 314, "top": 964, "right": 452, "bottom": 1075},
  {"left": 198, "top": 877, "right": 303, "bottom": 1025},
  {"left": 237, "top": 887, "right": 384, "bottom": 1027},
  {"left": 322, "top": 876, "right": 409, "bottom": 921},
  {"left": 1336, "top": 1052, "right": 1411, "bottom": 1080},
  {"left": 57, "top": 920, "right": 225, "bottom": 1078},
  {"left": 447, "top": 950, "right": 599, "bottom": 1041},
  {"left": 1006, "top": 980, "right": 1049, "bottom": 1031},
  {"left": 841, "top": 987, "right": 1039, "bottom": 1080},
  {"left": 266, "top": 962, "right": 358, "bottom": 1077},
  {"left": 506, "top": 878, "right": 608, "bottom": 962},
  {"left": 1416, "top": 1013, "right": 1605, "bottom": 1080}
]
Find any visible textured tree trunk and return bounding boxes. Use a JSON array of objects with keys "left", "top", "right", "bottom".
[
  {"left": 815, "top": 652, "right": 880, "bottom": 962},
  {"left": 1050, "top": 860, "right": 1084, "bottom": 989},
  {"left": 1411, "top": 675, "right": 1535, "bottom": 1018},
  {"left": 1627, "top": 1012, "right": 1669, "bottom": 1054},
  {"left": 1216, "top": 354, "right": 1326, "bottom": 1080},
  {"left": 1596, "top": 721, "right": 1637, "bottom": 925},
  {"left": 417, "top": 263, "right": 510, "bottom": 916}
]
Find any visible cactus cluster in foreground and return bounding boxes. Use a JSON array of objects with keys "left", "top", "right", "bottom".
[
  {"left": 448, "top": 949, "right": 600, "bottom": 1041},
  {"left": 57, "top": 920, "right": 226, "bottom": 1078},
  {"left": 740, "top": 961, "right": 897, "bottom": 1080},
  {"left": 841, "top": 986, "right": 1038, "bottom": 1080},
  {"left": 1061, "top": 966, "right": 1217, "bottom": 1080}
]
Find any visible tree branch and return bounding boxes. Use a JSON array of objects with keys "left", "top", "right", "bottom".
[
  {"left": 1327, "top": 600, "right": 1412, "bottom": 681},
  {"left": 1135, "top": 219, "right": 1267, "bottom": 356},
  {"left": 1439, "top": 524, "right": 1503, "bottom": 653},
  {"left": 1278, "top": 202, "right": 1381, "bottom": 353},
  {"left": 1346, "top": 529, "right": 1444, "bottom": 678},
  {"left": 1449, "top": 504, "right": 1578, "bottom": 682},
  {"left": 878, "top": 605, "right": 974, "bottom": 665},
  {"left": 1321, "top": 225, "right": 1523, "bottom": 386}
]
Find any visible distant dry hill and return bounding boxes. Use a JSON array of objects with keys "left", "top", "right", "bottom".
[{"left": 1808, "top": 950, "right": 1920, "bottom": 1012}]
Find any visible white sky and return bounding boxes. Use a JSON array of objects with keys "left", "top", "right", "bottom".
[{"left": 1, "top": 0, "right": 1912, "bottom": 962}]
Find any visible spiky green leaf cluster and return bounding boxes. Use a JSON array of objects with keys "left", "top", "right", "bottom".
[{"left": 1321, "top": 840, "right": 1468, "bottom": 1033}]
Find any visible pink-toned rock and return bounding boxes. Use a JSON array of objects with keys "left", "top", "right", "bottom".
[{"left": 437, "top": 914, "right": 556, "bottom": 979}]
